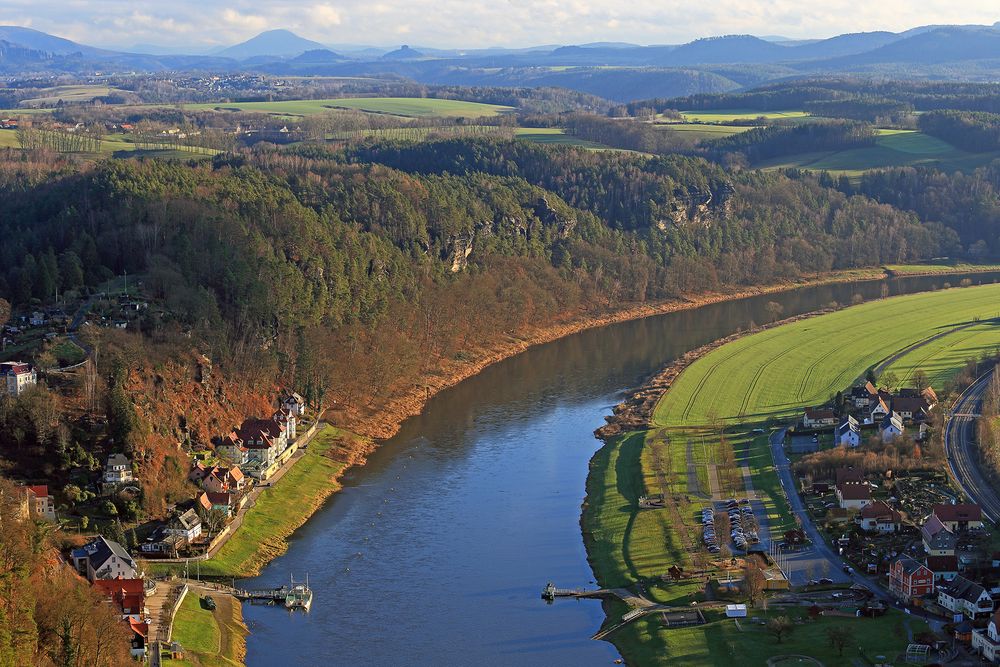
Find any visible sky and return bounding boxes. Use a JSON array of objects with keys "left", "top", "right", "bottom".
[{"left": 2, "top": 0, "right": 999, "bottom": 51}]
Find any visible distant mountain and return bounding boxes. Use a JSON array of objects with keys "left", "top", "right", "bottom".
[
  {"left": 217, "top": 29, "right": 326, "bottom": 60},
  {"left": 665, "top": 35, "right": 790, "bottom": 65},
  {"left": 382, "top": 45, "right": 424, "bottom": 61},
  {"left": 0, "top": 26, "right": 106, "bottom": 56},
  {"left": 818, "top": 26, "right": 1000, "bottom": 67},
  {"left": 290, "top": 49, "right": 346, "bottom": 64},
  {"left": 789, "top": 31, "right": 903, "bottom": 60}
]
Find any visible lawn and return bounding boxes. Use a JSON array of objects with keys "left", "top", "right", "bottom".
[
  {"left": 885, "top": 261, "right": 1000, "bottom": 275},
  {"left": 654, "top": 283, "right": 1000, "bottom": 427},
  {"left": 162, "top": 590, "right": 244, "bottom": 667},
  {"left": 881, "top": 319, "right": 1000, "bottom": 391},
  {"left": 608, "top": 606, "right": 925, "bottom": 666},
  {"left": 515, "top": 127, "right": 612, "bottom": 149},
  {"left": 189, "top": 425, "right": 357, "bottom": 577},
  {"left": 183, "top": 97, "right": 511, "bottom": 118},
  {"left": 759, "top": 130, "right": 1000, "bottom": 176},
  {"left": 658, "top": 123, "right": 755, "bottom": 141},
  {"left": 679, "top": 109, "right": 810, "bottom": 123}
]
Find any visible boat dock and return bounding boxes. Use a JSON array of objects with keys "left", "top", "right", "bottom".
[{"left": 232, "top": 585, "right": 293, "bottom": 605}]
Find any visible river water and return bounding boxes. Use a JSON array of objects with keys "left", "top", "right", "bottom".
[{"left": 241, "top": 272, "right": 999, "bottom": 667}]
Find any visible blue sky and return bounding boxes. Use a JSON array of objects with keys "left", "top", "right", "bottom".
[{"left": 2, "top": 0, "right": 999, "bottom": 50}]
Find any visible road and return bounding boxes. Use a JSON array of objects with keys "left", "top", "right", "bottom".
[{"left": 945, "top": 368, "right": 1000, "bottom": 523}]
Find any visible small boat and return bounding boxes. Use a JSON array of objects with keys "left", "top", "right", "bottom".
[{"left": 284, "top": 576, "right": 313, "bottom": 612}]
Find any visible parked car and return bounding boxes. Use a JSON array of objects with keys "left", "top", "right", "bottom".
[{"left": 819, "top": 578, "right": 834, "bottom": 585}]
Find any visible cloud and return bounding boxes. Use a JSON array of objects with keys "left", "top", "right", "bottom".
[{"left": 4, "top": 0, "right": 1000, "bottom": 49}]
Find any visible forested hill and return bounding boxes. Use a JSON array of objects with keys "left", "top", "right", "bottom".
[{"left": 0, "top": 141, "right": 964, "bottom": 449}]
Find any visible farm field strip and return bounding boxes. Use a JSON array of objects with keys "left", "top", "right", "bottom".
[
  {"left": 679, "top": 109, "right": 810, "bottom": 122},
  {"left": 182, "top": 97, "right": 512, "bottom": 118},
  {"left": 881, "top": 320, "right": 1000, "bottom": 390},
  {"left": 654, "top": 284, "right": 1000, "bottom": 427}
]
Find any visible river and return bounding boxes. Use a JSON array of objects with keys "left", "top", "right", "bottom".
[{"left": 241, "top": 272, "right": 999, "bottom": 666}]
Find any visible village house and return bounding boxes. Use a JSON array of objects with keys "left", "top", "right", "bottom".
[
  {"left": 128, "top": 619, "right": 149, "bottom": 659},
  {"left": 199, "top": 490, "right": 241, "bottom": 517},
  {"left": 216, "top": 431, "right": 249, "bottom": 466},
  {"left": 926, "top": 555, "right": 960, "bottom": 583},
  {"left": 858, "top": 500, "right": 901, "bottom": 532},
  {"left": 164, "top": 508, "right": 202, "bottom": 543},
  {"left": 803, "top": 407, "right": 838, "bottom": 429},
  {"left": 837, "top": 416, "right": 862, "bottom": 447},
  {"left": 933, "top": 503, "right": 984, "bottom": 532},
  {"left": 17, "top": 484, "right": 56, "bottom": 521},
  {"left": 189, "top": 463, "right": 246, "bottom": 494},
  {"left": 237, "top": 417, "right": 288, "bottom": 471},
  {"left": 922, "top": 514, "right": 958, "bottom": 557},
  {"left": 28, "top": 311, "right": 45, "bottom": 327},
  {"left": 140, "top": 526, "right": 185, "bottom": 558},
  {"left": 1, "top": 361, "right": 37, "bottom": 397},
  {"left": 71, "top": 536, "right": 139, "bottom": 582},
  {"left": 103, "top": 453, "right": 134, "bottom": 484},
  {"left": 836, "top": 483, "right": 871, "bottom": 509},
  {"left": 273, "top": 408, "right": 297, "bottom": 439},
  {"left": 972, "top": 609, "right": 1000, "bottom": 663},
  {"left": 938, "top": 575, "right": 994, "bottom": 619},
  {"left": 282, "top": 391, "right": 306, "bottom": 417},
  {"left": 869, "top": 396, "right": 891, "bottom": 424},
  {"left": 93, "top": 578, "right": 147, "bottom": 621},
  {"left": 889, "top": 556, "right": 934, "bottom": 601},
  {"left": 892, "top": 395, "right": 931, "bottom": 423},
  {"left": 850, "top": 382, "right": 879, "bottom": 409},
  {"left": 881, "top": 412, "right": 904, "bottom": 441}
]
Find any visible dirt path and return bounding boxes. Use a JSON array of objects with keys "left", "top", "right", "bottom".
[{"left": 686, "top": 438, "right": 707, "bottom": 498}]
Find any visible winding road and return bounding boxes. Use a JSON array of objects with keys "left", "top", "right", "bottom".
[{"left": 944, "top": 369, "right": 1000, "bottom": 523}]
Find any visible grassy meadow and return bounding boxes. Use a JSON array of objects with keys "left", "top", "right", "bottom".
[
  {"left": 654, "top": 282, "right": 1000, "bottom": 427},
  {"left": 162, "top": 590, "right": 244, "bottom": 667},
  {"left": 881, "top": 319, "right": 1000, "bottom": 391},
  {"left": 678, "top": 109, "right": 811, "bottom": 123},
  {"left": 0, "top": 128, "right": 218, "bottom": 160},
  {"left": 184, "top": 97, "right": 512, "bottom": 118},
  {"left": 759, "top": 130, "right": 1000, "bottom": 176},
  {"left": 658, "top": 123, "right": 755, "bottom": 141},
  {"left": 515, "top": 127, "right": 613, "bottom": 149},
  {"left": 885, "top": 261, "right": 1000, "bottom": 275}
]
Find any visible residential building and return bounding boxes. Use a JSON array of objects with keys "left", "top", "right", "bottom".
[
  {"left": 892, "top": 395, "right": 930, "bottom": 423},
  {"left": 803, "top": 407, "right": 837, "bottom": 428},
  {"left": 273, "top": 408, "right": 297, "bottom": 439},
  {"left": 933, "top": 504, "right": 984, "bottom": 532},
  {"left": 139, "top": 526, "right": 185, "bottom": 558},
  {"left": 922, "top": 514, "right": 958, "bottom": 557},
  {"left": 836, "top": 481, "right": 872, "bottom": 510},
  {"left": 836, "top": 416, "right": 862, "bottom": 447},
  {"left": 938, "top": 575, "right": 994, "bottom": 619},
  {"left": 849, "top": 382, "right": 879, "bottom": 409},
  {"left": 972, "top": 609, "right": 1000, "bottom": 663},
  {"left": 888, "top": 556, "right": 934, "bottom": 601},
  {"left": 103, "top": 453, "right": 134, "bottom": 484},
  {"left": 164, "top": 508, "right": 202, "bottom": 543},
  {"left": 17, "top": 484, "right": 56, "bottom": 521},
  {"left": 858, "top": 500, "right": 901, "bottom": 532},
  {"left": 238, "top": 417, "right": 288, "bottom": 468},
  {"left": 926, "top": 555, "right": 959, "bottom": 583},
  {"left": 71, "top": 536, "right": 139, "bottom": 582},
  {"left": 881, "top": 412, "right": 904, "bottom": 441},
  {"left": 1, "top": 361, "right": 37, "bottom": 397},
  {"left": 282, "top": 391, "right": 306, "bottom": 417},
  {"left": 129, "top": 619, "right": 149, "bottom": 659},
  {"left": 869, "top": 397, "right": 890, "bottom": 424},
  {"left": 190, "top": 464, "right": 245, "bottom": 494},
  {"left": 216, "top": 431, "right": 249, "bottom": 466},
  {"left": 92, "top": 578, "right": 146, "bottom": 621}
]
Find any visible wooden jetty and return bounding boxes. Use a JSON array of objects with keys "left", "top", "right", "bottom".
[{"left": 232, "top": 585, "right": 292, "bottom": 605}]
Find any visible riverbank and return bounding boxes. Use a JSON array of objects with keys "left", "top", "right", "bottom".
[
  {"left": 162, "top": 584, "right": 247, "bottom": 667},
  {"left": 582, "top": 282, "right": 1000, "bottom": 664}
]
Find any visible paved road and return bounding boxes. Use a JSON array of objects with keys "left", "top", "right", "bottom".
[{"left": 945, "top": 369, "right": 1000, "bottom": 523}]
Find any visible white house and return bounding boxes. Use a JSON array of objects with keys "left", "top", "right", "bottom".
[
  {"left": 869, "top": 397, "right": 890, "bottom": 424},
  {"left": 164, "top": 508, "right": 202, "bottom": 543},
  {"left": 803, "top": 407, "right": 837, "bottom": 428},
  {"left": 273, "top": 408, "right": 297, "bottom": 440},
  {"left": 1, "top": 361, "right": 37, "bottom": 397},
  {"left": 973, "top": 609, "right": 1000, "bottom": 662},
  {"left": 836, "top": 416, "right": 861, "bottom": 447},
  {"left": 836, "top": 481, "right": 872, "bottom": 510},
  {"left": 216, "top": 432, "right": 249, "bottom": 466},
  {"left": 858, "top": 500, "right": 901, "bottom": 533},
  {"left": 103, "top": 453, "right": 134, "bottom": 484},
  {"left": 282, "top": 392, "right": 306, "bottom": 417},
  {"left": 881, "top": 412, "right": 904, "bottom": 441},
  {"left": 70, "top": 536, "right": 139, "bottom": 582},
  {"left": 17, "top": 484, "right": 56, "bottom": 521},
  {"left": 922, "top": 515, "right": 958, "bottom": 557},
  {"left": 938, "top": 575, "right": 994, "bottom": 619}
]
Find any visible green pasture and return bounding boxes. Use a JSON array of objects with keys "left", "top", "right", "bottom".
[
  {"left": 759, "top": 130, "right": 1000, "bottom": 176},
  {"left": 885, "top": 262, "right": 1000, "bottom": 275},
  {"left": 658, "top": 123, "right": 755, "bottom": 141},
  {"left": 514, "top": 127, "right": 611, "bottom": 149},
  {"left": 184, "top": 97, "right": 511, "bottom": 118},
  {"left": 20, "top": 85, "right": 121, "bottom": 106},
  {"left": 654, "top": 283, "right": 1000, "bottom": 427},
  {"left": 679, "top": 109, "right": 810, "bottom": 123},
  {"left": 881, "top": 319, "right": 1000, "bottom": 390}
]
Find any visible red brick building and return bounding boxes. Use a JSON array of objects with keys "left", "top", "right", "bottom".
[{"left": 889, "top": 556, "right": 934, "bottom": 601}]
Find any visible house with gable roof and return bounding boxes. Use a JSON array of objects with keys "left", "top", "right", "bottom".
[
  {"left": 888, "top": 556, "right": 934, "bottom": 601},
  {"left": 972, "top": 609, "right": 1000, "bottom": 662},
  {"left": 938, "top": 575, "right": 994, "bottom": 619},
  {"left": 837, "top": 415, "right": 861, "bottom": 447},
  {"left": 71, "top": 536, "right": 139, "bottom": 582},
  {"left": 922, "top": 514, "right": 958, "bottom": 557},
  {"left": 881, "top": 412, "right": 904, "bottom": 441},
  {"left": 1, "top": 361, "right": 36, "bottom": 397},
  {"left": 933, "top": 503, "right": 983, "bottom": 532},
  {"left": 858, "top": 500, "right": 901, "bottom": 532}
]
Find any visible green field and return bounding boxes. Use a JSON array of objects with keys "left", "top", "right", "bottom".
[
  {"left": 679, "top": 109, "right": 810, "bottom": 123},
  {"left": 162, "top": 590, "right": 243, "bottom": 667},
  {"left": 886, "top": 262, "right": 1000, "bottom": 275},
  {"left": 187, "top": 425, "right": 356, "bottom": 577},
  {"left": 759, "top": 130, "right": 1000, "bottom": 176},
  {"left": 20, "top": 85, "right": 122, "bottom": 107},
  {"left": 0, "top": 128, "right": 217, "bottom": 160},
  {"left": 881, "top": 319, "right": 1000, "bottom": 390},
  {"left": 184, "top": 97, "right": 511, "bottom": 118},
  {"left": 514, "top": 127, "right": 612, "bottom": 149},
  {"left": 658, "top": 123, "right": 755, "bottom": 141},
  {"left": 607, "top": 606, "right": 926, "bottom": 666},
  {"left": 654, "top": 283, "right": 1000, "bottom": 427}
]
